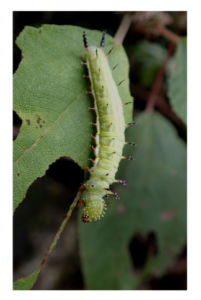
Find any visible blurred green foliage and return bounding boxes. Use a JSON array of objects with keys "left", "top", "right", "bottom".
[
  {"left": 167, "top": 38, "right": 187, "bottom": 124},
  {"left": 130, "top": 41, "right": 167, "bottom": 87}
]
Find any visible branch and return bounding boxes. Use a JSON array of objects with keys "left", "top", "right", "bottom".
[
  {"left": 114, "top": 13, "right": 133, "bottom": 47},
  {"left": 157, "top": 26, "right": 181, "bottom": 45}
]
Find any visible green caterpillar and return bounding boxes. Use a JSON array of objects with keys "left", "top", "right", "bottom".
[{"left": 79, "top": 31, "right": 135, "bottom": 223}]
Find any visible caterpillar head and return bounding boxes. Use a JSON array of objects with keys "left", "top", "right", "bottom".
[{"left": 82, "top": 45, "right": 105, "bottom": 63}]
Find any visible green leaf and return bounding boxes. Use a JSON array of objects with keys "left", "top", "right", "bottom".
[
  {"left": 13, "top": 270, "right": 40, "bottom": 290},
  {"left": 167, "top": 37, "right": 187, "bottom": 124},
  {"left": 13, "top": 25, "right": 133, "bottom": 212},
  {"left": 79, "top": 111, "right": 186, "bottom": 290},
  {"left": 130, "top": 41, "right": 167, "bottom": 87}
]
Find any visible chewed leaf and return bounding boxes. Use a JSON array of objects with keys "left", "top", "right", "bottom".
[{"left": 13, "top": 25, "right": 133, "bottom": 211}]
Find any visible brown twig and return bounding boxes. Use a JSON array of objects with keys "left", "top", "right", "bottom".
[
  {"left": 130, "top": 84, "right": 184, "bottom": 128},
  {"left": 158, "top": 25, "right": 181, "bottom": 45}
]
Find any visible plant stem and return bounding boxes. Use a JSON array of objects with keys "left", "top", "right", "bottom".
[
  {"left": 31, "top": 190, "right": 82, "bottom": 288},
  {"left": 114, "top": 13, "right": 133, "bottom": 47},
  {"left": 158, "top": 26, "right": 181, "bottom": 45}
]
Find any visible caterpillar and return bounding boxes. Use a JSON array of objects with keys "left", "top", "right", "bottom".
[{"left": 79, "top": 30, "right": 135, "bottom": 223}]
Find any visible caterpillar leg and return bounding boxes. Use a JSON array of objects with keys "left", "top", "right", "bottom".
[
  {"left": 78, "top": 185, "right": 85, "bottom": 191},
  {"left": 77, "top": 185, "right": 85, "bottom": 207},
  {"left": 77, "top": 200, "right": 85, "bottom": 207}
]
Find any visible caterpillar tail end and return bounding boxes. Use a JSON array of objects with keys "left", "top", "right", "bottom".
[{"left": 81, "top": 200, "right": 107, "bottom": 223}]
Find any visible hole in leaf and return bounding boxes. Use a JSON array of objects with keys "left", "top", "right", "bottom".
[{"left": 128, "top": 232, "right": 158, "bottom": 270}]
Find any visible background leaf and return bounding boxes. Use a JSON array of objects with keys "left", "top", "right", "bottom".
[
  {"left": 167, "top": 38, "right": 187, "bottom": 124},
  {"left": 13, "top": 25, "right": 133, "bottom": 212},
  {"left": 130, "top": 41, "right": 167, "bottom": 87},
  {"left": 79, "top": 111, "right": 187, "bottom": 290}
]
